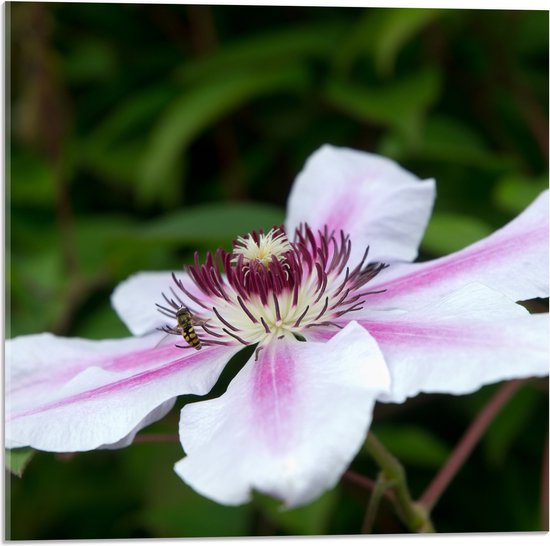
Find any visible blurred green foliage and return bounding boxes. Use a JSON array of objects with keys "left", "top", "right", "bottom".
[
  {"left": 6, "top": 3, "right": 548, "bottom": 538},
  {"left": 5, "top": 448, "right": 35, "bottom": 478}
]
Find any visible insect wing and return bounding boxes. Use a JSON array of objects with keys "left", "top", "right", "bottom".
[{"left": 153, "top": 331, "right": 179, "bottom": 349}]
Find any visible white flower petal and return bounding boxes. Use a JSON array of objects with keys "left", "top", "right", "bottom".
[
  {"left": 174, "top": 321, "right": 390, "bottom": 508},
  {"left": 100, "top": 398, "right": 176, "bottom": 450},
  {"left": 286, "top": 144, "right": 436, "bottom": 265},
  {"left": 6, "top": 332, "right": 239, "bottom": 451},
  {"left": 111, "top": 271, "right": 208, "bottom": 336},
  {"left": 356, "top": 284, "right": 549, "bottom": 403},
  {"left": 366, "top": 190, "right": 549, "bottom": 311},
  {"left": 111, "top": 271, "right": 174, "bottom": 335}
]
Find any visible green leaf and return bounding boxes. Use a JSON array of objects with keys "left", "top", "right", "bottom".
[
  {"left": 9, "top": 150, "right": 56, "bottom": 208},
  {"left": 177, "top": 22, "right": 346, "bottom": 83},
  {"left": 60, "top": 37, "right": 117, "bottom": 84},
  {"left": 72, "top": 300, "right": 131, "bottom": 340},
  {"left": 255, "top": 488, "right": 339, "bottom": 535},
  {"left": 79, "top": 86, "right": 177, "bottom": 188},
  {"left": 370, "top": 8, "right": 442, "bottom": 77},
  {"left": 324, "top": 68, "right": 441, "bottom": 141},
  {"left": 85, "top": 86, "right": 177, "bottom": 148},
  {"left": 74, "top": 214, "right": 137, "bottom": 274},
  {"left": 331, "top": 8, "right": 441, "bottom": 78},
  {"left": 493, "top": 173, "right": 548, "bottom": 215},
  {"left": 329, "top": 10, "right": 373, "bottom": 77},
  {"left": 142, "top": 486, "right": 251, "bottom": 537},
  {"left": 80, "top": 138, "right": 149, "bottom": 188},
  {"left": 120, "top": 442, "right": 252, "bottom": 537},
  {"left": 6, "top": 448, "right": 36, "bottom": 477},
  {"left": 421, "top": 211, "right": 493, "bottom": 256},
  {"left": 73, "top": 214, "right": 176, "bottom": 278},
  {"left": 131, "top": 202, "right": 286, "bottom": 247},
  {"left": 8, "top": 244, "right": 66, "bottom": 337},
  {"left": 372, "top": 425, "right": 451, "bottom": 468},
  {"left": 383, "top": 115, "right": 516, "bottom": 170},
  {"left": 515, "top": 11, "right": 550, "bottom": 57},
  {"left": 138, "top": 64, "right": 309, "bottom": 207}
]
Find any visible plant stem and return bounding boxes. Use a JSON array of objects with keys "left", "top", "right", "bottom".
[
  {"left": 343, "top": 469, "right": 377, "bottom": 492},
  {"left": 364, "top": 432, "right": 435, "bottom": 533},
  {"left": 540, "top": 432, "right": 549, "bottom": 531},
  {"left": 133, "top": 433, "right": 180, "bottom": 444},
  {"left": 361, "top": 472, "right": 389, "bottom": 533},
  {"left": 419, "top": 379, "right": 525, "bottom": 511}
]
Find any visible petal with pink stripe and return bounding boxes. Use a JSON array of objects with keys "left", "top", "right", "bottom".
[
  {"left": 365, "top": 190, "right": 549, "bottom": 311},
  {"left": 175, "top": 321, "right": 390, "bottom": 508},
  {"left": 356, "top": 284, "right": 549, "bottom": 403},
  {"left": 285, "top": 144, "right": 435, "bottom": 266},
  {"left": 6, "top": 332, "right": 240, "bottom": 451}
]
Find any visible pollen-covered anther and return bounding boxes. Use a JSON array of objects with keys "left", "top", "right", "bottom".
[
  {"left": 231, "top": 226, "right": 292, "bottom": 267},
  {"left": 160, "top": 223, "right": 388, "bottom": 349}
]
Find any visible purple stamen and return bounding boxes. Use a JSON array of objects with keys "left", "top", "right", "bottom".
[
  {"left": 201, "top": 323, "right": 225, "bottom": 338},
  {"left": 272, "top": 292, "right": 282, "bottom": 322},
  {"left": 293, "top": 305, "right": 310, "bottom": 328},
  {"left": 260, "top": 317, "right": 271, "bottom": 334},
  {"left": 313, "top": 296, "right": 329, "bottom": 321},
  {"left": 237, "top": 295, "right": 259, "bottom": 324},
  {"left": 222, "top": 328, "right": 249, "bottom": 346},
  {"left": 156, "top": 302, "right": 176, "bottom": 318},
  {"left": 213, "top": 307, "right": 241, "bottom": 332},
  {"left": 159, "top": 222, "right": 388, "bottom": 350},
  {"left": 174, "top": 279, "right": 210, "bottom": 310}
]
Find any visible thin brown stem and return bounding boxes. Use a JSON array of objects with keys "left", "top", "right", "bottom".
[
  {"left": 50, "top": 151, "right": 79, "bottom": 277},
  {"left": 133, "top": 433, "right": 180, "bottom": 444},
  {"left": 541, "top": 432, "right": 549, "bottom": 531},
  {"left": 147, "top": 5, "right": 190, "bottom": 53},
  {"left": 361, "top": 472, "right": 389, "bottom": 534},
  {"left": 513, "top": 82, "right": 549, "bottom": 164},
  {"left": 420, "top": 379, "right": 525, "bottom": 511},
  {"left": 343, "top": 469, "right": 395, "bottom": 501},
  {"left": 186, "top": 4, "right": 218, "bottom": 55},
  {"left": 26, "top": 4, "right": 78, "bottom": 276},
  {"left": 343, "top": 469, "right": 376, "bottom": 491},
  {"left": 186, "top": 4, "right": 247, "bottom": 200}
]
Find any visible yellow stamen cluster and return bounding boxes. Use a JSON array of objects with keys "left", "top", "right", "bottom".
[{"left": 232, "top": 228, "right": 292, "bottom": 266}]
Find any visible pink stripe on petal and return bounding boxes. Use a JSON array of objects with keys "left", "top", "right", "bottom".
[
  {"left": 286, "top": 145, "right": 435, "bottom": 265},
  {"left": 104, "top": 343, "right": 180, "bottom": 372},
  {"left": 380, "top": 226, "right": 543, "bottom": 295},
  {"left": 252, "top": 343, "right": 296, "bottom": 452},
  {"left": 363, "top": 320, "right": 502, "bottom": 348},
  {"left": 7, "top": 334, "right": 181, "bottom": 404},
  {"left": 357, "top": 309, "right": 548, "bottom": 403},
  {"left": 367, "top": 191, "right": 548, "bottom": 309},
  {"left": 176, "top": 323, "right": 390, "bottom": 508},
  {"left": 323, "top": 193, "right": 362, "bottom": 235},
  {"left": 6, "top": 336, "right": 240, "bottom": 451},
  {"left": 8, "top": 345, "right": 225, "bottom": 421}
]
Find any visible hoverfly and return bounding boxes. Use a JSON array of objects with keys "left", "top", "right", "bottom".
[
  {"left": 175, "top": 306, "right": 202, "bottom": 350},
  {"left": 157, "top": 305, "right": 208, "bottom": 350}
]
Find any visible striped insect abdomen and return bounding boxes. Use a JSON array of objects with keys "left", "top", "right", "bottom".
[{"left": 182, "top": 325, "right": 202, "bottom": 350}]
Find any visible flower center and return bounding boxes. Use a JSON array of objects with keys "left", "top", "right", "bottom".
[
  {"left": 157, "top": 224, "right": 387, "bottom": 350},
  {"left": 232, "top": 227, "right": 292, "bottom": 267}
]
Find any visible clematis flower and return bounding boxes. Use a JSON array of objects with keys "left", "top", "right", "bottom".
[{"left": 6, "top": 145, "right": 548, "bottom": 508}]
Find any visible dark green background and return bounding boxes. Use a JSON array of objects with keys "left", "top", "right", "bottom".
[{"left": 6, "top": 3, "right": 548, "bottom": 538}]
